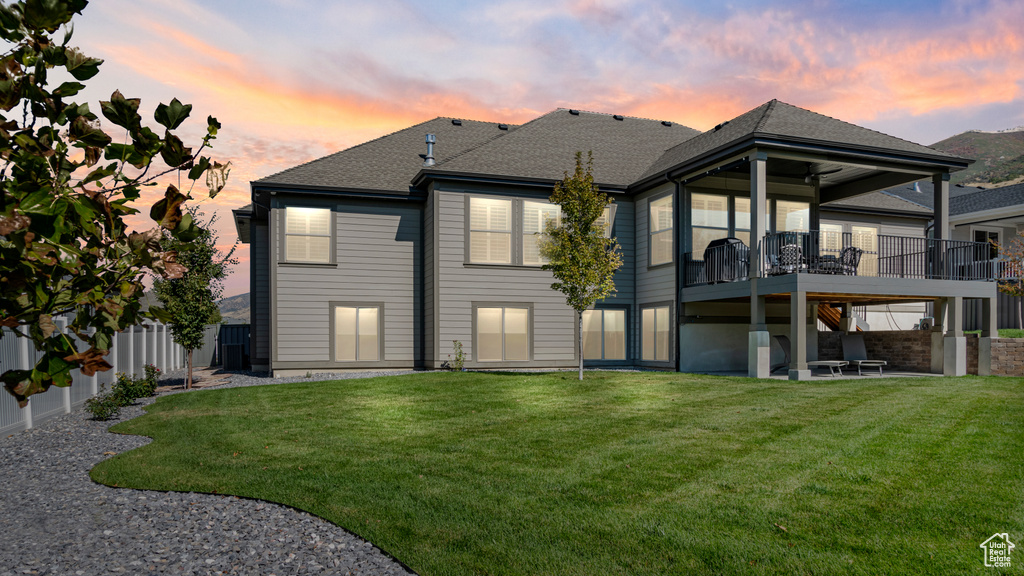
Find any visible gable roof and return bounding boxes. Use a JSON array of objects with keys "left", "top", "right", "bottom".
[
  {"left": 882, "top": 181, "right": 1024, "bottom": 216},
  {"left": 823, "top": 191, "right": 933, "bottom": 216},
  {"left": 254, "top": 117, "right": 516, "bottom": 193},
  {"left": 639, "top": 100, "right": 966, "bottom": 183},
  {"left": 422, "top": 109, "right": 699, "bottom": 189}
]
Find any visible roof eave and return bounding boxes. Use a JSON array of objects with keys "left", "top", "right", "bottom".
[
  {"left": 628, "top": 134, "right": 973, "bottom": 194},
  {"left": 250, "top": 180, "right": 426, "bottom": 201},
  {"left": 413, "top": 169, "right": 630, "bottom": 193}
]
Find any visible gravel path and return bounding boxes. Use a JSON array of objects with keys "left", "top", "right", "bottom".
[{"left": 0, "top": 370, "right": 418, "bottom": 576}]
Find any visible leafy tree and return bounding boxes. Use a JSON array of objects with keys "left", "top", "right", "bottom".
[
  {"left": 996, "top": 230, "right": 1024, "bottom": 329},
  {"left": 539, "top": 151, "right": 623, "bottom": 380},
  {"left": 0, "top": 0, "right": 229, "bottom": 405},
  {"left": 154, "top": 208, "right": 237, "bottom": 389}
]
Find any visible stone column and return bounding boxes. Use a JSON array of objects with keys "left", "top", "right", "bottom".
[
  {"left": 748, "top": 290, "right": 770, "bottom": 378},
  {"left": 930, "top": 298, "right": 945, "bottom": 374},
  {"left": 979, "top": 297, "right": 998, "bottom": 376},
  {"left": 789, "top": 291, "right": 810, "bottom": 380},
  {"left": 943, "top": 295, "right": 966, "bottom": 376},
  {"left": 839, "top": 302, "right": 857, "bottom": 333}
]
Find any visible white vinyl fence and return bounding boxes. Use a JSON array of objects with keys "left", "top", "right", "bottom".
[{"left": 0, "top": 321, "right": 214, "bottom": 436}]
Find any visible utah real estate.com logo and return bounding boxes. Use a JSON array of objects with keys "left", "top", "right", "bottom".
[{"left": 980, "top": 533, "right": 1015, "bottom": 568}]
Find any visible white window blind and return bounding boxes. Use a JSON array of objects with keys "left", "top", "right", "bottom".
[
  {"left": 523, "top": 201, "right": 560, "bottom": 265},
  {"left": 469, "top": 198, "right": 512, "bottom": 264},
  {"left": 641, "top": 306, "right": 670, "bottom": 362},
  {"left": 649, "top": 195, "right": 674, "bottom": 265},
  {"left": 582, "top": 309, "right": 626, "bottom": 360},
  {"left": 476, "top": 306, "right": 529, "bottom": 361},
  {"left": 285, "top": 207, "right": 331, "bottom": 263},
  {"left": 335, "top": 306, "right": 379, "bottom": 361}
]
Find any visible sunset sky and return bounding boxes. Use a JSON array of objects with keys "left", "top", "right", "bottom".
[{"left": 66, "top": 0, "right": 1024, "bottom": 297}]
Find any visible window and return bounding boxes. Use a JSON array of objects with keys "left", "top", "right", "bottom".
[
  {"left": 334, "top": 306, "right": 380, "bottom": 361},
  {"left": 523, "top": 201, "right": 560, "bottom": 265},
  {"left": 285, "top": 207, "right": 331, "bottom": 263},
  {"left": 851, "top": 225, "right": 878, "bottom": 277},
  {"left": 594, "top": 206, "right": 615, "bottom": 238},
  {"left": 649, "top": 195, "right": 674, "bottom": 265},
  {"left": 691, "top": 193, "right": 728, "bottom": 255},
  {"left": 974, "top": 228, "right": 1000, "bottom": 260},
  {"left": 641, "top": 305, "right": 670, "bottom": 362},
  {"left": 476, "top": 306, "right": 529, "bottom": 361},
  {"left": 469, "top": 197, "right": 512, "bottom": 264},
  {"left": 775, "top": 200, "right": 810, "bottom": 232},
  {"left": 582, "top": 309, "right": 626, "bottom": 360}
]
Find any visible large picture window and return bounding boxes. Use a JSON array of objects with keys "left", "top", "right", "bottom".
[
  {"left": 285, "top": 207, "right": 331, "bottom": 263},
  {"left": 582, "top": 309, "right": 626, "bottom": 360},
  {"left": 641, "top": 305, "right": 670, "bottom": 362},
  {"left": 691, "top": 193, "right": 728, "bottom": 255},
  {"left": 649, "top": 195, "right": 674, "bottom": 266},
  {"left": 476, "top": 306, "right": 530, "bottom": 361},
  {"left": 334, "top": 306, "right": 380, "bottom": 361},
  {"left": 469, "top": 197, "right": 512, "bottom": 264},
  {"left": 523, "top": 201, "right": 560, "bottom": 265}
]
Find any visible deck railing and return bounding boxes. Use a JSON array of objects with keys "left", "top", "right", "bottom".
[{"left": 684, "top": 231, "right": 997, "bottom": 287}]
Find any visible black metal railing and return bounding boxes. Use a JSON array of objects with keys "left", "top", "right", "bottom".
[{"left": 683, "top": 231, "right": 998, "bottom": 287}]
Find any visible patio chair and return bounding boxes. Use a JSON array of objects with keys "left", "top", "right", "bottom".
[
  {"left": 840, "top": 333, "right": 887, "bottom": 375},
  {"left": 768, "top": 244, "right": 802, "bottom": 275},
  {"left": 838, "top": 246, "right": 864, "bottom": 275},
  {"left": 770, "top": 335, "right": 790, "bottom": 374}
]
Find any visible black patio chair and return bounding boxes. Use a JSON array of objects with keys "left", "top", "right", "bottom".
[
  {"left": 768, "top": 244, "right": 802, "bottom": 275},
  {"left": 838, "top": 246, "right": 864, "bottom": 275}
]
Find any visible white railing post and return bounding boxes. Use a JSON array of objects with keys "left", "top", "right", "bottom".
[
  {"left": 150, "top": 321, "right": 158, "bottom": 372},
  {"left": 110, "top": 328, "right": 119, "bottom": 379},
  {"left": 162, "top": 323, "right": 169, "bottom": 372},
  {"left": 18, "top": 326, "right": 33, "bottom": 430},
  {"left": 57, "top": 317, "right": 70, "bottom": 414},
  {"left": 89, "top": 327, "right": 98, "bottom": 396},
  {"left": 128, "top": 324, "right": 135, "bottom": 378},
  {"left": 139, "top": 323, "right": 147, "bottom": 375}
]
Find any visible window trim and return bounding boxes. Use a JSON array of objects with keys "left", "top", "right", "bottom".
[
  {"left": 648, "top": 193, "right": 675, "bottom": 268},
  {"left": 329, "top": 301, "right": 385, "bottom": 364},
  {"left": 639, "top": 302, "right": 674, "bottom": 365},
  {"left": 281, "top": 205, "right": 336, "bottom": 265},
  {"left": 582, "top": 305, "right": 630, "bottom": 363},
  {"left": 465, "top": 195, "right": 514, "bottom": 265},
  {"left": 471, "top": 302, "right": 534, "bottom": 364},
  {"left": 970, "top": 225, "right": 1002, "bottom": 260}
]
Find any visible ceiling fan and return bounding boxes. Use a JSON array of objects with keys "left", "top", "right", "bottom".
[{"left": 802, "top": 163, "right": 842, "bottom": 184}]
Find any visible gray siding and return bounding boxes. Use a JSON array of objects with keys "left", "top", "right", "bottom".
[
  {"left": 272, "top": 198, "right": 422, "bottom": 369},
  {"left": 434, "top": 187, "right": 576, "bottom": 368},
  {"left": 635, "top": 183, "right": 677, "bottom": 365},
  {"left": 251, "top": 221, "right": 271, "bottom": 365}
]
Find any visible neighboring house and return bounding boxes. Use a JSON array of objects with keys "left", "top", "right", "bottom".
[
  {"left": 884, "top": 181, "right": 1024, "bottom": 328},
  {"left": 234, "top": 100, "right": 999, "bottom": 378}
]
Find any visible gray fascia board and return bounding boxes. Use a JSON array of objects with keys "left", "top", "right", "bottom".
[
  {"left": 412, "top": 169, "right": 630, "bottom": 194},
  {"left": 819, "top": 204, "right": 931, "bottom": 220},
  {"left": 629, "top": 135, "right": 972, "bottom": 195},
  {"left": 250, "top": 182, "right": 426, "bottom": 202}
]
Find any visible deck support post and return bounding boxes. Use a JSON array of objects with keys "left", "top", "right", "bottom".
[
  {"left": 748, "top": 289, "right": 770, "bottom": 378},
  {"left": 749, "top": 152, "right": 768, "bottom": 279},
  {"left": 839, "top": 302, "right": 857, "bottom": 333},
  {"left": 789, "top": 291, "right": 810, "bottom": 380},
  {"left": 978, "top": 296, "right": 998, "bottom": 376},
  {"left": 943, "top": 295, "right": 966, "bottom": 376},
  {"left": 932, "top": 173, "right": 949, "bottom": 241}
]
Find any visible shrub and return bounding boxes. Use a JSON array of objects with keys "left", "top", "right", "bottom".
[
  {"left": 441, "top": 340, "right": 466, "bottom": 372},
  {"left": 111, "top": 371, "right": 157, "bottom": 406},
  {"left": 85, "top": 387, "right": 121, "bottom": 421},
  {"left": 144, "top": 364, "right": 162, "bottom": 390}
]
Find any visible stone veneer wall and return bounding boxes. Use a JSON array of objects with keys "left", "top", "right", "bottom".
[{"left": 817, "top": 331, "right": 1023, "bottom": 376}]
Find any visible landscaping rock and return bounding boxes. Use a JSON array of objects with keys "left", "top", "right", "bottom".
[{"left": 0, "top": 369, "right": 416, "bottom": 576}]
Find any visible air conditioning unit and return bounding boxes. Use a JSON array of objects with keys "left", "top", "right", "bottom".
[{"left": 918, "top": 317, "right": 933, "bottom": 331}]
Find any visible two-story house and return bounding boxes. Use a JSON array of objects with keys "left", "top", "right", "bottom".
[{"left": 234, "top": 100, "right": 999, "bottom": 379}]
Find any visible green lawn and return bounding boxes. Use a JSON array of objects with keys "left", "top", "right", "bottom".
[
  {"left": 92, "top": 372, "right": 1024, "bottom": 575},
  {"left": 966, "top": 328, "right": 1024, "bottom": 338}
]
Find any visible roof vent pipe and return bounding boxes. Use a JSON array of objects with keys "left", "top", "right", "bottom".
[
  {"left": 913, "top": 182, "right": 920, "bottom": 193},
  {"left": 424, "top": 134, "right": 436, "bottom": 167}
]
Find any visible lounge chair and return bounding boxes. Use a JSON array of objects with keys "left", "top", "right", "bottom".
[{"left": 841, "top": 333, "right": 886, "bottom": 375}]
